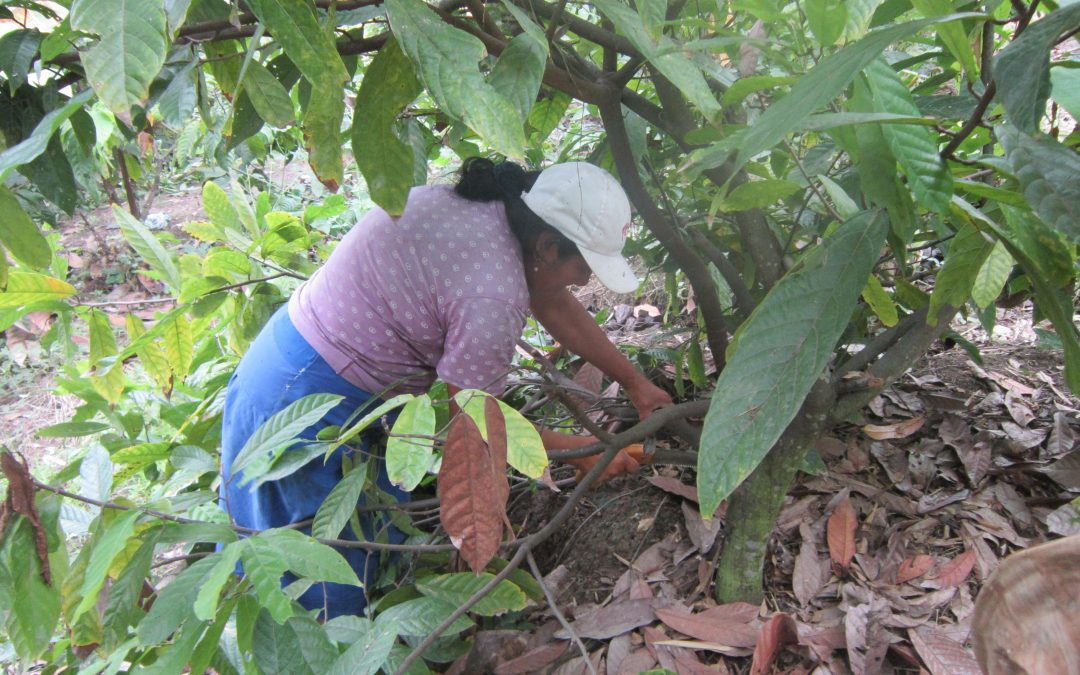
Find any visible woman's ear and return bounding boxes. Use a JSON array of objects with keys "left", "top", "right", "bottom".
[{"left": 534, "top": 231, "right": 560, "bottom": 265}]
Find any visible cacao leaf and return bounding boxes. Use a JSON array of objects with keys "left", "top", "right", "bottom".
[
  {"left": 438, "top": 413, "right": 504, "bottom": 573},
  {"left": 826, "top": 497, "right": 857, "bottom": 572},
  {"left": 0, "top": 185, "right": 50, "bottom": 268}
]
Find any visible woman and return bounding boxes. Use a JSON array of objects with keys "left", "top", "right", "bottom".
[{"left": 220, "top": 158, "right": 672, "bottom": 618}]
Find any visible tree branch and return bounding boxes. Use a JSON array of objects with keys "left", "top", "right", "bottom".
[
  {"left": 598, "top": 96, "right": 730, "bottom": 368},
  {"left": 686, "top": 228, "right": 757, "bottom": 317}
]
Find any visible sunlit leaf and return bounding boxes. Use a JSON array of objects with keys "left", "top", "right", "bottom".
[
  {"left": 113, "top": 205, "right": 182, "bottom": 291},
  {"left": 387, "top": 394, "right": 436, "bottom": 491},
  {"left": 862, "top": 274, "right": 898, "bottom": 327},
  {"left": 928, "top": 222, "right": 994, "bottom": 325},
  {"left": 69, "top": 0, "right": 170, "bottom": 118},
  {"left": 0, "top": 185, "right": 50, "bottom": 268},
  {"left": 231, "top": 393, "right": 345, "bottom": 482},
  {"left": 0, "top": 271, "right": 75, "bottom": 308},
  {"left": 312, "top": 466, "right": 369, "bottom": 540},
  {"left": 417, "top": 573, "right": 527, "bottom": 616},
  {"left": 971, "top": 240, "right": 1014, "bottom": 309}
]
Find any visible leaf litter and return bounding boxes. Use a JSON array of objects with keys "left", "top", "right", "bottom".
[{"left": 480, "top": 320, "right": 1080, "bottom": 673}]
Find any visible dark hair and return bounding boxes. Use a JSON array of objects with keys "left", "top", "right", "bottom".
[{"left": 455, "top": 157, "right": 579, "bottom": 259}]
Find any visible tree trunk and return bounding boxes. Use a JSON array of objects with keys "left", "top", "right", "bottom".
[{"left": 715, "top": 380, "right": 835, "bottom": 603}]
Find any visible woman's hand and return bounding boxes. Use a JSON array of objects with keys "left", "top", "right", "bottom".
[{"left": 626, "top": 378, "right": 673, "bottom": 419}]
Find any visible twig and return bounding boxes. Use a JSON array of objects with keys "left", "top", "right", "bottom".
[
  {"left": 527, "top": 551, "right": 597, "bottom": 675},
  {"left": 940, "top": 81, "right": 996, "bottom": 160},
  {"left": 114, "top": 148, "right": 141, "bottom": 220}
]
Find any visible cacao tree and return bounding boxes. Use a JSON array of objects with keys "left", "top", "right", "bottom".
[{"left": 0, "top": 0, "right": 1078, "bottom": 671}]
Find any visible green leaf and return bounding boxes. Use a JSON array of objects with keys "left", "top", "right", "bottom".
[
  {"left": 231, "top": 393, "right": 345, "bottom": 482},
  {"left": 454, "top": 390, "right": 547, "bottom": 478},
  {"left": 246, "top": 0, "right": 350, "bottom": 87},
  {"left": 721, "top": 75, "right": 798, "bottom": 107},
  {"left": 193, "top": 542, "right": 243, "bottom": 621},
  {"left": 240, "top": 59, "right": 295, "bottom": 128},
  {"left": 697, "top": 211, "right": 888, "bottom": 518},
  {"left": 113, "top": 205, "right": 182, "bottom": 291},
  {"left": 843, "top": 0, "right": 885, "bottom": 40},
  {"left": 73, "top": 509, "right": 140, "bottom": 622},
  {"left": 912, "top": 0, "right": 979, "bottom": 80},
  {"left": 0, "top": 271, "right": 76, "bottom": 308},
  {"left": 385, "top": 0, "right": 526, "bottom": 159},
  {"left": 527, "top": 90, "right": 571, "bottom": 142},
  {"left": 312, "top": 465, "right": 369, "bottom": 540},
  {"left": 0, "top": 28, "right": 42, "bottom": 94},
  {"left": 101, "top": 536, "right": 155, "bottom": 649},
  {"left": 998, "top": 125, "right": 1080, "bottom": 244},
  {"left": 327, "top": 618, "right": 399, "bottom": 675},
  {"left": 416, "top": 573, "right": 527, "bottom": 616},
  {"left": 0, "top": 516, "right": 61, "bottom": 661},
  {"left": 865, "top": 59, "right": 952, "bottom": 213},
  {"left": 325, "top": 394, "right": 414, "bottom": 459},
  {"left": 0, "top": 185, "right": 50, "bottom": 267},
  {"left": 376, "top": 596, "right": 473, "bottom": 636},
  {"left": 352, "top": 37, "right": 423, "bottom": 216},
  {"left": 994, "top": 3, "right": 1080, "bottom": 133},
  {"left": 238, "top": 537, "right": 294, "bottom": 623},
  {"left": 488, "top": 33, "right": 546, "bottom": 121},
  {"left": 928, "top": 222, "right": 994, "bottom": 325},
  {"left": 592, "top": 0, "right": 721, "bottom": 121},
  {"left": 862, "top": 274, "right": 898, "bottom": 327},
  {"left": 137, "top": 554, "right": 218, "bottom": 645},
  {"left": 0, "top": 88, "right": 93, "bottom": 182},
  {"left": 971, "top": 240, "right": 1014, "bottom": 309},
  {"left": 303, "top": 82, "right": 346, "bottom": 190},
  {"left": 253, "top": 611, "right": 340, "bottom": 675},
  {"left": 386, "top": 394, "right": 436, "bottom": 491},
  {"left": 87, "top": 308, "right": 118, "bottom": 367},
  {"left": 804, "top": 0, "right": 847, "bottom": 46},
  {"left": 69, "top": 0, "right": 170, "bottom": 118},
  {"left": 36, "top": 421, "right": 111, "bottom": 437},
  {"left": 159, "top": 310, "right": 193, "bottom": 380},
  {"left": 817, "top": 174, "right": 860, "bottom": 219},
  {"left": 201, "top": 181, "right": 248, "bottom": 238},
  {"left": 1050, "top": 65, "right": 1080, "bottom": 121},
  {"left": 800, "top": 111, "right": 938, "bottom": 130},
  {"left": 717, "top": 179, "right": 801, "bottom": 212},
  {"left": 260, "top": 529, "right": 362, "bottom": 586},
  {"left": 687, "top": 338, "right": 707, "bottom": 389},
  {"left": 692, "top": 13, "right": 979, "bottom": 175}
]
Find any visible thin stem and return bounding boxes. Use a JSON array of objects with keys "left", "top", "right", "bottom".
[{"left": 527, "top": 551, "right": 596, "bottom": 675}]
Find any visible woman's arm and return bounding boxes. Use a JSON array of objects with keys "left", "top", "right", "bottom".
[{"left": 530, "top": 288, "right": 673, "bottom": 418}]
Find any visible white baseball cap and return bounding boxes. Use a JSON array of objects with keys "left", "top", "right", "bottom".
[{"left": 520, "top": 162, "right": 639, "bottom": 294}]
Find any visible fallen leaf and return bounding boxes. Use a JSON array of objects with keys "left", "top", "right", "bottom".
[
  {"left": 642, "top": 626, "right": 679, "bottom": 671},
  {"left": 674, "top": 650, "right": 727, "bottom": 675},
  {"left": 647, "top": 475, "right": 699, "bottom": 503},
  {"left": 986, "top": 370, "right": 1035, "bottom": 396},
  {"left": 1038, "top": 448, "right": 1080, "bottom": 490},
  {"left": 439, "top": 414, "right": 506, "bottom": 573},
  {"left": 1000, "top": 421, "right": 1048, "bottom": 450},
  {"left": 792, "top": 523, "right": 827, "bottom": 606},
  {"left": 910, "top": 627, "right": 981, "bottom": 675},
  {"left": 681, "top": 501, "right": 721, "bottom": 554},
  {"left": 896, "top": 555, "right": 936, "bottom": 584},
  {"left": 1045, "top": 411, "right": 1077, "bottom": 458},
  {"left": 1004, "top": 390, "right": 1035, "bottom": 427},
  {"left": 827, "top": 497, "right": 858, "bottom": 573},
  {"left": 1044, "top": 503, "right": 1080, "bottom": 536},
  {"left": 843, "top": 589, "right": 890, "bottom": 675},
  {"left": 863, "top": 417, "right": 925, "bottom": 440},
  {"left": 555, "top": 598, "right": 655, "bottom": 640},
  {"left": 917, "top": 489, "right": 970, "bottom": 514},
  {"left": 655, "top": 606, "right": 760, "bottom": 648},
  {"left": 614, "top": 648, "right": 657, "bottom": 674},
  {"left": 493, "top": 641, "right": 569, "bottom": 675},
  {"left": 749, "top": 613, "right": 798, "bottom": 675},
  {"left": 927, "top": 549, "right": 976, "bottom": 588}
]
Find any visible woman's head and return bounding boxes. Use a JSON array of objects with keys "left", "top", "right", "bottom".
[{"left": 455, "top": 158, "right": 638, "bottom": 293}]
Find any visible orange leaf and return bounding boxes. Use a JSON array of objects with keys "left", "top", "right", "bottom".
[
  {"left": 896, "top": 554, "right": 936, "bottom": 583},
  {"left": 750, "top": 613, "right": 799, "bottom": 675},
  {"left": 932, "top": 549, "right": 976, "bottom": 588},
  {"left": 438, "top": 413, "right": 506, "bottom": 573},
  {"left": 826, "top": 497, "right": 858, "bottom": 573}
]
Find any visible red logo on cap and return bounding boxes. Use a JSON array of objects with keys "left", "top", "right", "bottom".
[{"left": 622, "top": 222, "right": 630, "bottom": 239}]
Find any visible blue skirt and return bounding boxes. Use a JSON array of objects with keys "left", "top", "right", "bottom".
[{"left": 220, "top": 305, "right": 409, "bottom": 618}]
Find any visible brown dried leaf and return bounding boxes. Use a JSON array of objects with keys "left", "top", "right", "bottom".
[
  {"left": 917, "top": 489, "right": 970, "bottom": 514},
  {"left": 986, "top": 370, "right": 1035, "bottom": 396},
  {"left": 681, "top": 501, "right": 721, "bottom": 554},
  {"left": 862, "top": 416, "right": 925, "bottom": 440},
  {"left": 938, "top": 414, "right": 970, "bottom": 450},
  {"left": 957, "top": 440, "right": 992, "bottom": 487},
  {"left": 438, "top": 414, "right": 506, "bottom": 573},
  {"left": 604, "top": 634, "right": 631, "bottom": 675},
  {"left": 827, "top": 497, "right": 858, "bottom": 573},
  {"left": 674, "top": 651, "right": 726, "bottom": 675},
  {"left": 614, "top": 648, "right": 658, "bottom": 675},
  {"left": 655, "top": 606, "right": 761, "bottom": 648},
  {"left": 1000, "top": 421, "right": 1048, "bottom": 450},
  {"left": 1004, "top": 390, "right": 1036, "bottom": 427},
  {"left": 972, "top": 535, "right": 1080, "bottom": 674},
  {"left": 647, "top": 475, "right": 699, "bottom": 503},
  {"left": 0, "top": 451, "right": 50, "bottom": 584},
  {"left": 555, "top": 598, "right": 655, "bottom": 640},
  {"left": 843, "top": 590, "right": 890, "bottom": 675},
  {"left": 1045, "top": 411, "right": 1076, "bottom": 458},
  {"left": 493, "top": 641, "right": 569, "bottom": 675},
  {"left": 896, "top": 555, "right": 935, "bottom": 584},
  {"left": 749, "top": 613, "right": 798, "bottom": 675},
  {"left": 793, "top": 523, "right": 827, "bottom": 606},
  {"left": 573, "top": 362, "right": 605, "bottom": 396},
  {"left": 1038, "top": 448, "right": 1080, "bottom": 490},
  {"left": 910, "top": 628, "right": 981, "bottom": 675},
  {"left": 928, "top": 549, "right": 976, "bottom": 588}
]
